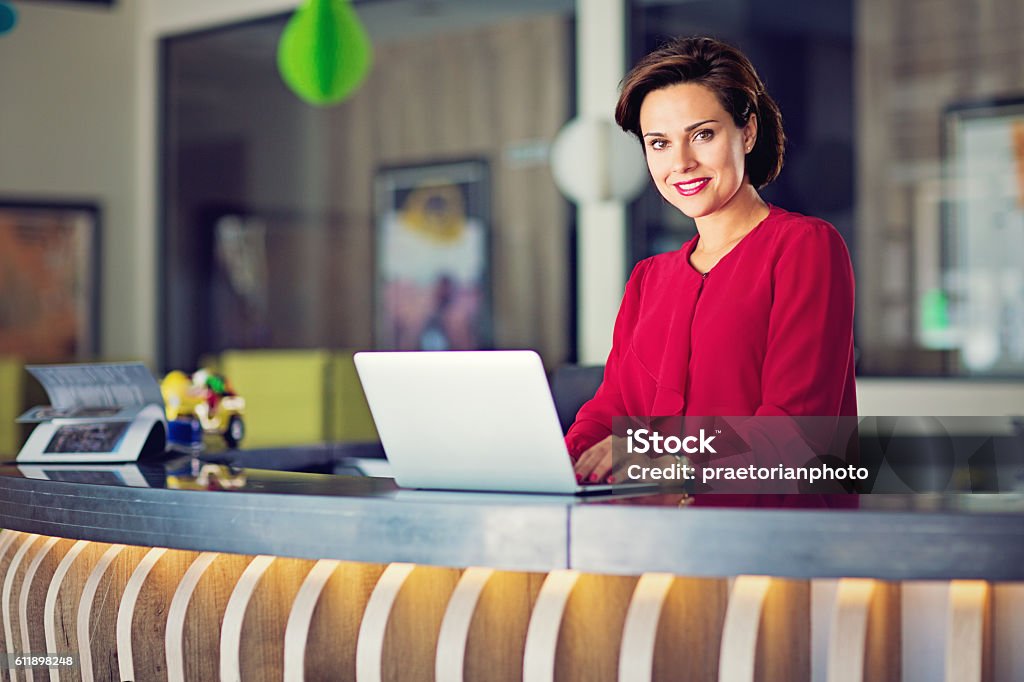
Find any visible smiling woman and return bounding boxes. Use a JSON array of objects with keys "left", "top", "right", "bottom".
[{"left": 567, "top": 37, "right": 858, "bottom": 504}]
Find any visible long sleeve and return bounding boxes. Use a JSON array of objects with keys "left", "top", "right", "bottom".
[
  {"left": 755, "top": 222, "right": 856, "bottom": 418},
  {"left": 564, "top": 259, "right": 651, "bottom": 458}
]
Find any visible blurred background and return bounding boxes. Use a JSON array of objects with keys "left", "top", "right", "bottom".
[{"left": 1, "top": 0, "right": 1023, "bottom": 450}]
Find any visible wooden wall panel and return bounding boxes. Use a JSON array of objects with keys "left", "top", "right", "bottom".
[
  {"left": 0, "top": 530, "right": 1020, "bottom": 680},
  {"left": 325, "top": 15, "right": 571, "bottom": 364}
]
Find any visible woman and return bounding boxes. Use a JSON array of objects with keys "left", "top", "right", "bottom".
[{"left": 567, "top": 37, "right": 857, "bottom": 495}]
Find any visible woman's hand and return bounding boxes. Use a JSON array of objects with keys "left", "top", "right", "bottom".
[{"left": 573, "top": 435, "right": 615, "bottom": 484}]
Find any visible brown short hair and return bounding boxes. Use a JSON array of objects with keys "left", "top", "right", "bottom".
[{"left": 615, "top": 36, "right": 785, "bottom": 189}]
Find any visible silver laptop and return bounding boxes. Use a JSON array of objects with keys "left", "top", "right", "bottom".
[{"left": 353, "top": 350, "right": 635, "bottom": 495}]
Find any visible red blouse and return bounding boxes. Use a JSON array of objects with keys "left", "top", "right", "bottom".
[{"left": 565, "top": 204, "right": 858, "bottom": 465}]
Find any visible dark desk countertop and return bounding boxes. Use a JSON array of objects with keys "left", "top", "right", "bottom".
[{"left": 2, "top": 456, "right": 1023, "bottom": 579}]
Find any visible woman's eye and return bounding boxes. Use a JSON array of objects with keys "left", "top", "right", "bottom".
[
  {"left": 648, "top": 139, "right": 667, "bottom": 151},
  {"left": 693, "top": 129, "right": 713, "bottom": 142}
]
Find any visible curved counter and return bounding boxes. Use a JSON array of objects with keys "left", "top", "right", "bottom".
[
  {"left": 2, "top": 463, "right": 1023, "bottom": 579},
  {"left": 1, "top": 459, "right": 1022, "bottom": 681}
]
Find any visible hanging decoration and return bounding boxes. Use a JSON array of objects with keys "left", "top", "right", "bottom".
[
  {"left": 277, "top": 0, "right": 373, "bottom": 106},
  {"left": 0, "top": 1, "right": 18, "bottom": 37},
  {"left": 550, "top": 118, "right": 648, "bottom": 204}
]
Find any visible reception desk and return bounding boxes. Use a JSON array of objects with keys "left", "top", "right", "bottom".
[{"left": 0, "top": 458, "right": 1022, "bottom": 681}]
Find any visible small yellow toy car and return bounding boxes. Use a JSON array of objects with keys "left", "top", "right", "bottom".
[{"left": 161, "top": 369, "right": 246, "bottom": 448}]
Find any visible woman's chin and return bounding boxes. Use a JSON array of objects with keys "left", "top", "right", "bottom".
[{"left": 671, "top": 198, "right": 717, "bottom": 220}]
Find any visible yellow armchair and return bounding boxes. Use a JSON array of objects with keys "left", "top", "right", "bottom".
[
  {"left": 210, "top": 349, "right": 380, "bottom": 449},
  {"left": 0, "top": 357, "right": 24, "bottom": 455},
  {"left": 219, "top": 349, "right": 333, "bottom": 448},
  {"left": 329, "top": 351, "right": 379, "bottom": 443}
]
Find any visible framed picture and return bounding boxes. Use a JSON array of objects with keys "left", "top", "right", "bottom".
[
  {"left": 941, "top": 97, "right": 1024, "bottom": 374},
  {"left": 0, "top": 200, "right": 100, "bottom": 361},
  {"left": 374, "top": 160, "right": 491, "bottom": 350}
]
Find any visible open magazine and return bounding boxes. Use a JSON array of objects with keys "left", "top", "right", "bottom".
[{"left": 16, "top": 363, "right": 167, "bottom": 463}]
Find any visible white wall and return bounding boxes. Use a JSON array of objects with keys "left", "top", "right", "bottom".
[
  {"left": 147, "top": 0, "right": 296, "bottom": 38},
  {"left": 857, "top": 378, "right": 1024, "bottom": 416},
  {"left": 0, "top": 0, "right": 303, "bottom": 366},
  {"left": 0, "top": 1, "right": 145, "bottom": 361}
]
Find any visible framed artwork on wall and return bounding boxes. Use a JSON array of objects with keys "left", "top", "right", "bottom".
[
  {"left": 0, "top": 200, "right": 100, "bottom": 362},
  {"left": 941, "top": 96, "right": 1024, "bottom": 375},
  {"left": 373, "top": 159, "right": 492, "bottom": 351}
]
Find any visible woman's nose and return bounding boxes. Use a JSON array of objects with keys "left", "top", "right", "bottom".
[{"left": 671, "top": 145, "right": 695, "bottom": 173}]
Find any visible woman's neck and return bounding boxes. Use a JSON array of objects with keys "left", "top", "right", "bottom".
[{"left": 693, "top": 184, "right": 770, "bottom": 253}]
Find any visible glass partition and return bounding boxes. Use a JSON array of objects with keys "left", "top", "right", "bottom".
[{"left": 161, "top": 4, "right": 574, "bottom": 372}]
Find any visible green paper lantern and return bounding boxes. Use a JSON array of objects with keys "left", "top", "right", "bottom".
[
  {"left": 277, "top": 0, "right": 372, "bottom": 106},
  {"left": 0, "top": 2, "right": 18, "bottom": 37},
  {"left": 920, "top": 288, "right": 950, "bottom": 333}
]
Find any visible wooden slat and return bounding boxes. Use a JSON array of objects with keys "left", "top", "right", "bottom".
[
  {"left": 286, "top": 561, "right": 384, "bottom": 681},
  {"left": 436, "top": 567, "right": 495, "bottom": 682},
  {"left": 720, "top": 576, "right": 810, "bottom": 682},
  {"left": 116, "top": 547, "right": 166, "bottom": 680},
  {"left": 826, "top": 579, "right": 900, "bottom": 682},
  {"left": 618, "top": 574, "right": 728, "bottom": 682},
  {"left": 2, "top": 533, "right": 39, "bottom": 682},
  {"left": 555, "top": 573, "right": 638, "bottom": 682},
  {"left": 18, "top": 536, "right": 76, "bottom": 675},
  {"left": 655, "top": 576, "right": 728, "bottom": 680},
  {"left": 522, "top": 571, "right": 639, "bottom": 682},
  {"left": 0, "top": 530, "right": 21, "bottom": 682},
  {"left": 167, "top": 552, "right": 251, "bottom": 682},
  {"left": 946, "top": 580, "right": 992, "bottom": 682},
  {"left": 379, "top": 565, "right": 462, "bottom": 682},
  {"left": 44, "top": 540, "right": 105, "bottom": 682},
  {"left": 117, "top": 547, "right": 200, "bottom": 682},
  {"left": 439, "top": 569, "right": 545, "bottom": 682},
  {"left": 17, "top": 535, "right": 64, "bottom": 682},
  {"left": 220, "top": 556, "right": 314, "bottom": 682},
  {"left": 356, "top": 563, "right": 462, "bottom": 682},
  {"left": 357, "top": 563, "right": 415, "bottom": 682},
  {"left": 76, "top": 544, "right": 150, "bottom": 682},
  {"left": 523, "top": 570, "right": 579, "bottom": 682}
]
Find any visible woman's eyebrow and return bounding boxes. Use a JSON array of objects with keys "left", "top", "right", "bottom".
[
  {"left": 684, "top": 118, "right": 717, "bottom": 131},
  {"left": 642, "top": 119, "right": 719, "bottom": 138}
]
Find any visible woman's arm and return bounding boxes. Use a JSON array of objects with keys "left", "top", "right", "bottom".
[
  {"left": 756, "top": 221, "right": 856, "bottom": 418},
  {"left": 564, "top": 259, "right": 651, "bottom": 459}
]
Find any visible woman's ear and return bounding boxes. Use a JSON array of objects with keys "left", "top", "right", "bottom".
[{"left": 743, "top": 113, "right": 758, "bottom": 153}]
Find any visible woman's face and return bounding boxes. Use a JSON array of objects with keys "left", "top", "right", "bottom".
[{"left": 639, "top": 82, "right": 756, "bottom": 220}]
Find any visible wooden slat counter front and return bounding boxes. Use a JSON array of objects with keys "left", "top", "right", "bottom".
[{"left": 0, "top": 461, "right": 1021, "bottom": 681}]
